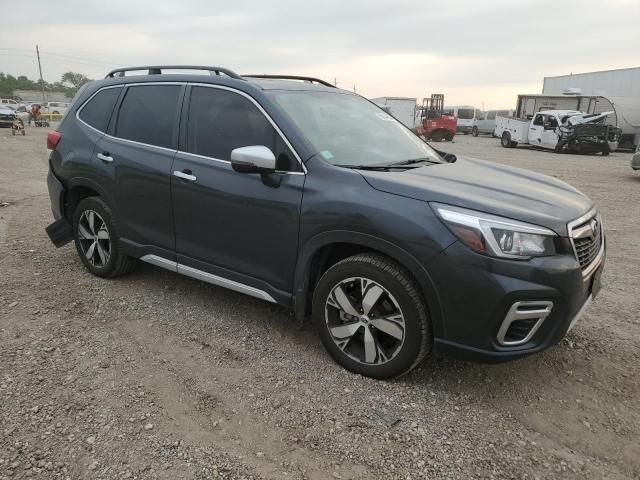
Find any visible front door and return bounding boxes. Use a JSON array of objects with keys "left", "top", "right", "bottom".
[
  {"left": 171, "top": 85, "right": 305, "bottom": 298},
  {"left": 528, "top": 113, "right": 545, "bottom": 145},
  {"left": 541, "top": 115, "right": 560, "bottom": 149}
]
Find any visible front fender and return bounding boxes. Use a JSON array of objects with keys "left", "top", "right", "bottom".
[{"left": 293, "top": 230, "right": 444, "bottom": 337}]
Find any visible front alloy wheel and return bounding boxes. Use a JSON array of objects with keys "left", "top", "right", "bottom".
[
  {"left": 313, "top": 254, "right": 431, "bottom": 379},
  {"left": 325, "top": 277, "right": 405, "bottom": 365}
]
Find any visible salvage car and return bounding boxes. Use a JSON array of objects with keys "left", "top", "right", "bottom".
[
  {"left": 45, "top": 66, "right": 605, "bottom": 379},
  {"left": 496, "top": 110, "right": 621, "bottom": 155}
]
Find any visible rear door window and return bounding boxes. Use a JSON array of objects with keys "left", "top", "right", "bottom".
[
  {"left": 115, "top": 85, "right": 182, "bottom": 149},
  {"left": 78, "top": 87, "right": 122, "bottom": 132},
  {"left": 487, "top": 111, "right": 496, "bottom": 120},
  {"left": 186, "top": 86, "right": 298, "bottom": 171}
]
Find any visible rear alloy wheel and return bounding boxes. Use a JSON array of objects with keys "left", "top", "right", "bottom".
[
  {"left": 472, "top": 126, "right": 479, "bottom": 137},
  {"left": 73, "top": 197, "right": 136, "bottom": 278},
  {"left": 313, "top": 254, "right": 431, "bottom": 379},
  {"left": 78, "top": 210, "right": 110, "bottom": 267}
]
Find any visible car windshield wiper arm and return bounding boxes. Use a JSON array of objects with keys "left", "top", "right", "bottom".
[
  {"left": 339, "top": 163, "right": 425, "bottom": 171},
  {"left": 388, "top": 157, "right": 441, "bottom": 167}
]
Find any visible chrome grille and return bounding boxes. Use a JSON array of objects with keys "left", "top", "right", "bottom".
[{"left": 570, "top": 212, "right": 603, "bottom": 270}]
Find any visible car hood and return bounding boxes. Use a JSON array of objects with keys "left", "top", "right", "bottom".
[{"left": 359, "top": 156, "right": 593, "bottom": 236}]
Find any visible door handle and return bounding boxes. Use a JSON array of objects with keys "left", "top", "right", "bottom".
[
  {"left": 174, "top": 170, "right": 197, "bottom": 182},
  {"left": 97, "top": 152, "right": 113, "bottom": 163}
]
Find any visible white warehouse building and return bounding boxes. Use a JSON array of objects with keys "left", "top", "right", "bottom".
[{"left": 543, "top": 66, "right": 640, "bottom": 97}]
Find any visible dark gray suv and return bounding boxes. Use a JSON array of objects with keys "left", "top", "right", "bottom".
[{"left": 45, "top": 66, "right": 605, "bottom": 379}]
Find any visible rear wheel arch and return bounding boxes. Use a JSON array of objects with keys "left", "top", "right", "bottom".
[
  {"left": 293, "top": 231, "right": 443, "bottom": 335},
  {"left": 64, "top": 178, "right": 116, "bottom": 222}
]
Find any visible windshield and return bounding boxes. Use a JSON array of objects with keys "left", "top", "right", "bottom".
[
  {"left": 270, "top": 91, "right": 442, "bottom": 167},
  {"left": 457, "top": 108, "right": 474, "bottom": 119}
]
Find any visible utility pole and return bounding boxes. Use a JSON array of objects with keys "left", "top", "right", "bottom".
[
  {"left": 334, "top": 78, "right": 337, "bottom": 87},
  {"left": 353, "top": 84, "right": 356, "bottom": 94},
  {"left": 36, "top": 45, "right": 46, "bottom": 104}
]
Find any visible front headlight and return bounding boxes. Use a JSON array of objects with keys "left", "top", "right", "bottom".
[{"left": 432, "top": 203, "right": 557, "bottom": 259}]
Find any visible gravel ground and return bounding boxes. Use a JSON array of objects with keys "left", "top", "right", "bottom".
[{"left": 0, "top": 126, "right": 639, "bottom": 480}]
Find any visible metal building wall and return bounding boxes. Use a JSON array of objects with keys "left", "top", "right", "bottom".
[{"left": 542, "top": 67, "right": 640, "bottom": 97}]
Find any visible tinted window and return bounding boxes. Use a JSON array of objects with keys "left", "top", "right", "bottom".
[
  {"left": 116, "top": 85, "right": 181, "bottom": 148},
  {"left": 187, "top": 87, "right": 297, "bottom": 170},
  {"left": 487, "top": 111, "right": 496, "bottom": 120},
  {"left": 79, "top": 88, "right": 121, "bottom": 132},
  {"left": 533, "top": 114, "right": 545, "bottom": 126},
  {"left": 457, "top": 108, "right": 474, "bottom": 119}
]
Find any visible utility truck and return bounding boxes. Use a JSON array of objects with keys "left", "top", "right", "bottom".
[{"left": 495, "top": 110, "right": 620, "bottom": 155}]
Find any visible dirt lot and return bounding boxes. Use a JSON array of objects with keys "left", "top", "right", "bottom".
[{"left": 0, "top": 126, "right": 638, "bottom": 480}]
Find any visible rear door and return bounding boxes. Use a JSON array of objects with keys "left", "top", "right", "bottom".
[
  {"left": 171, "top": 85, "right": 305, "bottom": 298},
  {"left": 93, "top": 83, "right": 184, "bottom": 257}
]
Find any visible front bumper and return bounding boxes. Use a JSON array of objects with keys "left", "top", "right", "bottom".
[{"left": 429, "top": 238, "right": 605, "bottom": 363}]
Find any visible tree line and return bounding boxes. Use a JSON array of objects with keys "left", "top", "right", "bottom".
[{"left": 0, "top": 71, "right": 93, "bottom": 99}]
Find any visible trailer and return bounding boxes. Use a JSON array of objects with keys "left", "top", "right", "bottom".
[
  {"left": 516, "top": 93, "right": 640, "bottom": 151},
  {"left": 370, "top": 97, "right": 417, "bottom": 129}
]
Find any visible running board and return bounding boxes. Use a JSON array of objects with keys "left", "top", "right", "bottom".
[{"left": 139, "top": 254, "right": 276, "bottom": 303}]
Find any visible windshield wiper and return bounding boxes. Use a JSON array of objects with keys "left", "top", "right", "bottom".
[
  {"left": 387, "top": 157, "right": 441, "bottom": 167},
  {"left": 339, "top": 164, "right": 396, "bottom": 171}
]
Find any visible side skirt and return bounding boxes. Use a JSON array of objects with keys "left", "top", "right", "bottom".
[{"left": 140, "top": 254, "right": 277, "bottom": 303}]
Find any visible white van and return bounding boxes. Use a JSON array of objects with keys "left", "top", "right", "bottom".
[
  {"left": 473, "top": 110, "right": 515, "bottom": 136},
  {"left": 442, "top": 105, "right": 480, "bottom": 134}
]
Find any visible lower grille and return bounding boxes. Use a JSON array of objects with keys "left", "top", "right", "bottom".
[{"left": 497, "top": 301, "right": 553, "bottom": 346}]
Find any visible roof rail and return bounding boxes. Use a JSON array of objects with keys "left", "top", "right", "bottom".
[
  {"left": 105, "top": 65, "right": 244, "bottom": 79},
  {"left": 243, "top": 75, "right": 336, "bottom": 88}
]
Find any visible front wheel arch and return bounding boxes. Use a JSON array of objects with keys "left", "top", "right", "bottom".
[{"left": 293, "top": 231, "right": 443, "bottom": 336}]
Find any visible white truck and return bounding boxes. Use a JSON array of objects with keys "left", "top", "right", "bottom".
[
  {"left": 495, "top": 110, "right": 620, "bottom": 155},
  {"left": 370, "top": 97, "right": 417, "bottom": 129}
]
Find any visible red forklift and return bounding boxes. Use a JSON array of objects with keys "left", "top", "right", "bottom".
[{"left": 414, "top": 94, "right": 457, "bottom": 142}]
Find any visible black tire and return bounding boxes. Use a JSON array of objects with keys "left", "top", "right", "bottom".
[
  {"left": 444, "top": 132, "right": 455, "bottom": 141},
  {"left": 312, "top": 254, "right": 431, "bottom": 379},
  {"left": 12, "top": 129, "right": 15, "bottom": 136},
  {"left": 472, "top": 126, "right": 479, "bottom": 137},
  {"left": 601, "top": 145, "right": 610, "bottom": 156},
  {"left": 501, "top": 131, "right": 516, "bottom": 148},
  {"left": 73, "top": 197, "right": 136, "bottom": 278},
  {"left": 430, "top": 130, "right": 443, "bottom": 142},
  {"left": 21, "top": 129, "right": 25, "bottom": 136}
]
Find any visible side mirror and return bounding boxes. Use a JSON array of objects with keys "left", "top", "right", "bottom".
[{"left": 230, "top": 146, "right": 276, "bottom": 174}]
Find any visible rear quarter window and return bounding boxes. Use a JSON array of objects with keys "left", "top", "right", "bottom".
[
  {"left": 115, "top": 85, "right": 182, "bottom": 149},
  {"left": 78, "top": 87, "right": 122, "bottom": 132}
]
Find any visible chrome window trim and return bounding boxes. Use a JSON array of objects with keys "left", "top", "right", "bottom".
[
  {"left": 140, "top": 254, "right": 276, "bottom": 303},
  {"left": 567, "top": 207, "right": 604, "bottom": 281},
  {"left": 75, "top": 82, "right": 307, "bottom": 175}
]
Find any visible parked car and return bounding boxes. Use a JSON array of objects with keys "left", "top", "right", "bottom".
[
  {"left": 442, "top": 105, "right": 480, "bottom": 134},
  {"left": 0, "top": 106, "right": 16, "bottom": 128},
  {"left": 45, "top": 66, "right": 605, "bottom": 379},
  {"left": 496, "top": 110, "right": 620, "bottom": 155},
  {"left": 43, "top": 101, "right": 70, "bottom": 115},
  {"left": 0, "top": 98, "right": 21, "bottom": 109},
  {"left": 473, "top": 110, "right": 514, "bottom": 136}
]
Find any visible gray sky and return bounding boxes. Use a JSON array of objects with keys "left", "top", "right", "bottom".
[{"left": 1, "top": 0, "right": 638, "bottom": 108}]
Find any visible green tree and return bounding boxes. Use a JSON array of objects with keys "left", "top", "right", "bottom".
[{"left": 61, "top": 71, "right": 91, "bottom": 89}]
